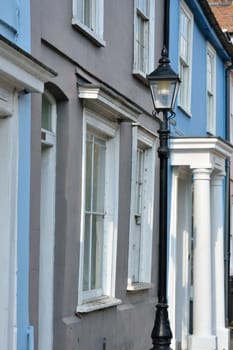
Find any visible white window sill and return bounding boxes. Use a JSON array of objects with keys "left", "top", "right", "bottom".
[
  {"left": 72, "top": 18, "right": 106, "bottom": 47},
  {"left": 127, "top": 282, "right": 153, "bottom": 292},
  {"left": 132, "top": 70, "right": 149, "bottom": 86},
  {"left": 76, "top": 296, "right": 122, "bottom": 313}
]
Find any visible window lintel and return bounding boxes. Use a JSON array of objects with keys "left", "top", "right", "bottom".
[{"left": 78, "top": 84, "right": 141, "bottom": 122}]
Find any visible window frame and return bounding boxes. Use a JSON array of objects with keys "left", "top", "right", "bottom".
[
  {"left": 77, "top": 108, "right": 121, "bottom": 312},
  {"left": 178, "top": 0, "right": 193, "bottom": 115},
  {"left": 133, "top": 0, "right": 155, "bottom": 81},
  {"left": 206, "top": 42, "right": 216, "bottom": 135},
  {"left": 39, "top": 91, "right": 57, "bottom": 350},
  {"left": 127, "top": 126, "right": 156, "bottom": 291},
  {"left": 72, "top": 0, "right": 105, "bottom": 47}
]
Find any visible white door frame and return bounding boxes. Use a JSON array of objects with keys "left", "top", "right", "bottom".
[
  {"left": 39, "top": 92, "right": 57, "bottom": 350},
  {"left": 0, "top": 91, "right": 18, "bottom": 350},
  {"left": 168, "top": 166, "right": 192, "bottom": 350}
]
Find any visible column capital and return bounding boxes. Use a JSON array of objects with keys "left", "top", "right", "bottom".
[{"left": 192, "top": 168, "right": 212, "bottom": 181}]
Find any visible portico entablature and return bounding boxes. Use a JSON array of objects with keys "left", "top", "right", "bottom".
[{"left": 170, "top": 137, "right": 233, "bottom": 173}]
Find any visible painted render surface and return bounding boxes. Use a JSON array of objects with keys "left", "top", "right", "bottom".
[
  {"left": 29, "top": 0, "right": 165, "bottom": 349},
  {"left": 0, "top": 1, "right": 32, "bottom": 349},
  {"left": 169, "top": 0, "right": 228, "bottom": 138},
  {"left": 167, "top": 1, "right": 233, "bottom": 350},
  {"left": 28, "top": 0, "right": 233, "bottom": 349},
  {"left": 0, "top": 2, "right": 56, "bottom": 350}
]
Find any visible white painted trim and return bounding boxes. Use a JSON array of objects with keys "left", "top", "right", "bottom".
[
  {"left": 168, "top": 138, "right": 232, "bottom": 350},
  {"left": 76, "top": 296, "right": 121, "bottom": 313},
  {"left": 72, "top": 18, "right": 106, "bottom": 47},
  {"left": 39, "top": 91, "right": 57, "bottom": 350},
  {"left": 133, "top": 0, "right": 155, "bottom": 77},
  {"left": 72, "top": 0, "right": 105, "bottom": 45},
  {"left": 168, "top": 168, "right": 193, "bottom": 350},
  {"left": 168, "top": 168, "right": 179, "bottom": 350},
  {"left": 78, "top": 108, "right": 120, "bottom": 309},
  {"left": 78, "top": 85, "right": 140, "bottom": 122},
  {"left": 0, "top": 38, "right": 55, "bottom": 93},
  {"left": 0, "top": 92, "right": 18, "bottom": 350},
  {"left": 127, "top": 125, "right": 156, "bottom": 287},
  {"left": 127, "top": 282, "right": 153, "bottom": 292},
  {"left": 206, "top": 42, "right": 216, "bottom": 135},
  {"left": 178, "top": 0, "right": 193, "bottom": 114},
  {"left": 170, "top": 137, "right": 233, "bottom": 172},
  {"left": 0, "top": 82, "right": 14, "bottom": 117}
]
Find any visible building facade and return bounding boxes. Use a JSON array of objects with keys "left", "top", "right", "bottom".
[
  {"left": 208, "top": 0, "right": 233, "bottom": 327},
  {"left": 28, "top": 1, "right": 233, "bottom": 349},
  {"left": 0, "top": 1, "right": 55, "bottom": 350},
  {"left": 168, "top": 1, "right": 233, "bottom": 350},
  {"left": 29, "top": 0, "right": 165, "bottom": 349}
]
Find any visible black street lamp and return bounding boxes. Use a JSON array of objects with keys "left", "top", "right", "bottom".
[{"left": 147, "top": 46, "right": 180, "bottom": 350}]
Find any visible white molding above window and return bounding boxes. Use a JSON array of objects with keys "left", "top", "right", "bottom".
[
  {"left": 78, "top": 84, "right": 141, "bottom": 122},
  {"left": 72, "top": 0, "right": 105, "bottom": 47}
]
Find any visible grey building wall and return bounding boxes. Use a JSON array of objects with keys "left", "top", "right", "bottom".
[{"left": 30, "top": 0, "right": 164, "bottom": 349}]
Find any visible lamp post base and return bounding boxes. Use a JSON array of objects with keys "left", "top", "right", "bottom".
[{"left": 150, "top": 303, "right": 173, "bottom": 350}]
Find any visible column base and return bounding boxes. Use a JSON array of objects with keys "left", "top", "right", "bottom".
[
  {"left": 216, "top": 327, "right": 229, "bottom": 350},
  {"left": 188, "top": 334, "right": 216, "bottom": 350}
]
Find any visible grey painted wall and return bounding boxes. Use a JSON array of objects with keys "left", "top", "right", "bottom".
[{"left": 30, "top": 0, "right": 164, "bottom": 349}]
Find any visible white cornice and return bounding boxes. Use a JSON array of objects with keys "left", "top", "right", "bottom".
[
  {"left": 78, "top": 85, "right": 141, "bottom": 122},
  {"left": 170, "top": 137, "right": 233, "bottom": 172},
  {"left": 0, "top": 36, "right": 56, "bottom": 93}
]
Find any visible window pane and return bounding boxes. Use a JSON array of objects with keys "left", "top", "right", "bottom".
[
  {"left": 83, "top": 0, "right": 96, "bottom": 31},
  {"left": 207, "top": 93, "right": 214, "bottom": 132},
  {"left": 136, "top": 149, "right": 144, "bottom": 214},
  {"left": 136, "top": 14, "right": 149, "bottom": 73},
  {"left": 132, "top": 148, "right": 145, "bottom": 282},
  {"left": 137, "top": 0, "right": 149, "bottom": 16},
  {"left": 84, "top": 0, "right": 91, "bottom": 26},
  {"left": 83, "top": 131, "right": 106, "bottom": 293},
  {"left": 91, "top": 214, "right": 104, "bottom": 290},
  {"left": 93, "top": 137, "right": 106, "bottom": 212},
  {"left": 42, "top": 95, "right": 52, "bottom": 131},
  {"left": 179, "top": 63, "right": 188, "bottom": 108},
  {"left": 85, "top": 135, "right": 93, "bottom": 211},
  {"left": 180, "top": 12, "right": 189, "bottom": 62},
  {"left": 207, "top": 52, "right": 213, "bottom": 92},
  {"left": 83, "top": 214, "right": 91, "bottom": 291},
  {"left": 132, "top": 222, "right": 141, "bottom": 282}
]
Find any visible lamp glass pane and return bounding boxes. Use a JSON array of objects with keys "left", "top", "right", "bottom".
[{"left": 151, "top": 80, "right": 176, "bottom": 110}]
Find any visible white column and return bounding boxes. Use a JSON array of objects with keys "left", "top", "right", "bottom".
[
  {"left": 189, "top": 169, "right": 216, "bottom": 350},
  {"left": 211, "top": 174, "right": 229, "bottom": 350}
]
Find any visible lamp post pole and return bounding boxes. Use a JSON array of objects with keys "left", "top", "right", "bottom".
[
  {"left": 147, "top": 47, "right": 180, "bottom": 350},
  {"left": 150, "top": 114, "right": 172, "bottom": 350}
]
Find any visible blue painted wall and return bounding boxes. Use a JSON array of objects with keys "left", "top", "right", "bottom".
[
  {"left": 0, "top": 0, "right": 32, "bottom": 349},
  {"left": 169, "top": 0, "right": 228, "bottom": 139},
  {"left": 167, "top": 0, "right": 230, "bottom": 265}
]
